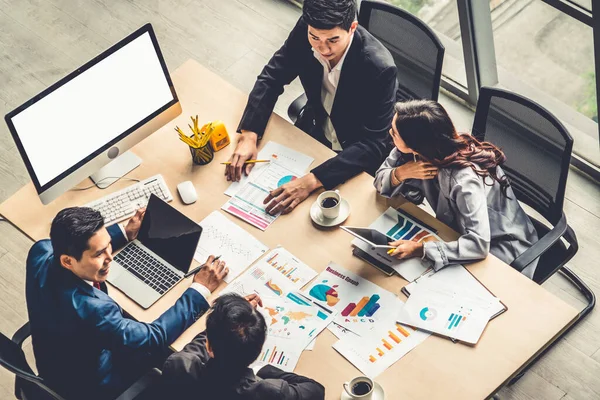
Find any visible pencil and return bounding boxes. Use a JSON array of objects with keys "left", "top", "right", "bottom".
[
  {"left": 387, "top": 248, "right": 395, "bottom": 255},
  {"left": 220, "top": 160, "right": 270, "bottom": 165}
]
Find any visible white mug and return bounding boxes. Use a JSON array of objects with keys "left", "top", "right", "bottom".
[
  {"left": 343, "top": 376, "right": 374, "bottom": 400},
  {"left": 317, "top": 190, "right": 341, "bottom": 219}
]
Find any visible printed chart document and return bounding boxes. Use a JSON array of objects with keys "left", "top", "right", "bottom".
[
  {"left": 397, "top": 281, "right": 497, "bottom": 344},
  {"left": 225, "top": 141, "right": 314, "bottom": 197},
  {"left": 333, "top": 312, "right": 430, "bottom": 378},
  {"left": 352, "top": 207, "right": 438, "bottom": 282},
  {"left": 303, "top": 263, "right": 401, "bottom": 336},
  {"left": 403, "top": 264, "right": 506, "bottom": 318},
  {"left": 221, "top": 248, "right": 316, "bottom": 299},
  {"left": 251, "top": 336, "right": 302, "bottom": 373},
  {"left": 260, "top": 296, "right": 335, "bottom": 350},
  {"left": 222, "top": 162, "right": 299, "bottom": 230},
  {"left": 193, "top": 211, "right": 268, "bottom": 283}
]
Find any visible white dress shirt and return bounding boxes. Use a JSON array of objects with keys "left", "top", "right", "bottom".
[
  {"left": 312, "top": 34, "right": 354, "bottom": 151},
  {"left": 85, "top": 224, "right": 212, "bottom": 301}
]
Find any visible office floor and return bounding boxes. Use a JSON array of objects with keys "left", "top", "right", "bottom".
[{"left": 0, "top": 0, "right": 599, "bottom": 399}]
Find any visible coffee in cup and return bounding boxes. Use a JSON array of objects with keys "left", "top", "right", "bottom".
[
  {"left": 343, "top": 376, "right": 375, "bottom": 399},
  {"left": 317, "top": 190, "right": 342, "bottom": 219}
]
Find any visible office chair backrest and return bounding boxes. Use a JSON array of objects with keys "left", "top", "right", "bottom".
[
  {"left": 0, "top": 332, "right": 63, "bottom": 400},
  {"left": 358, "top": 0, "right": 445, "bottom": 101},
  {"left": 472, "top": 87, "right": 573, "bottom": 226}
]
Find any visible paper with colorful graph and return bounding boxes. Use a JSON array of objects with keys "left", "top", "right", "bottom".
[
  {"left": 333, "top": 312, "right": 430, "bottom": 378},
  {"left": 220, "top": 247, "right": 316, "bottom": 298},
  {"left": 259, "top": 296, "right": 335, "bottom": 349},
  {"left": 303, "top": 263, "right": 401, "bottom": 336},
  {"left": 224, "top": 141, "right": 315, "bottom": 197},
  {"left": 223, "top": 161, "right": 303, "bottom": 230},
  {"left": 352, "top": 207, "right": 440, "bottom": 282},
  {"left": 397, "top": 279, "right": 495, "bottom": 344}
]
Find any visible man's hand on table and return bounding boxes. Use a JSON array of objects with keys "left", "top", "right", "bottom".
[
  {"left": 194, "top": 255, "right": 229, "bottom": 292},
  {"left": 263, "top": 173, "right": 323, "bottom": 215},
  {"left": 225, "top": 130, "right": 258, "bottom": 182}
]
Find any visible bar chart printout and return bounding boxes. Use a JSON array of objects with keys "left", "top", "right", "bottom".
[
  {"left": 251, "top": 336, "right": 302, "bottom": 372},
  {"left": 262, "top": 247, "right": 318, "bottom": 288},
  {"left": 333, "top": 322, "right": 430, "bottom": 378}
]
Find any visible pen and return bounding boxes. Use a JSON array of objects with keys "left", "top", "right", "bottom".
[
  {"left": 184, "top": 255, "right": 222, "bottom": 278},
  {"left": 220, "top": 160, "right": 271, "bottom": 165},
  {"left": 387, "top": 248, "right": 395, "bottom": 255}
]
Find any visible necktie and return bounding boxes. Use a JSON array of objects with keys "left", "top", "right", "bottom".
[{"left": 93, "top": 282, "right": 101, "bottom": 290}]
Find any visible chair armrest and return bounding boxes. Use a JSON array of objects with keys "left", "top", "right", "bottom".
[
  {"left": 114, "top": 368, "right": 162, "bottom": 400},
  {"left": 287, "top": 93, "right": 308, "bottom": 123},
  {"left": 511, "top": 212, "right": 568, "bottom": 272},
  {"left": 12, "top": 322, "right": 31, "bottom": 347}
]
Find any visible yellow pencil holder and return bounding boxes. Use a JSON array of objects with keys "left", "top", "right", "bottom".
[{"left": 188, "top": 137, "right": 214, "bottom": 165}]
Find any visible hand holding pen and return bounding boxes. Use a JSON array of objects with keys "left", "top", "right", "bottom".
[{"left": 186, "top": 255, "right": 227, "bottom": 292}]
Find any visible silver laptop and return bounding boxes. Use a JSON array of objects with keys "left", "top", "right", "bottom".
[{"left": 108, "top": 194, "right": 202, "bottom": 309}]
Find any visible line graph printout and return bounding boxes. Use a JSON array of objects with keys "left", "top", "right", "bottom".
[{"left": 194, "top": 211, "right": 268, "bottom": 283}]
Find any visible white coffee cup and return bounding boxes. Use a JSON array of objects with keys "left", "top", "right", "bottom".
[
  {"left": 317, "top": 190, "right": 341, "bottom": 219},
  {"left": 343, "top": 376, "right": 375, "bottom": 399}
]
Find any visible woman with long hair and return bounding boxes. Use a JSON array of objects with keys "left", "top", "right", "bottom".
[{"left": 374, "top": 100, "right": 539, "bottom": 278}]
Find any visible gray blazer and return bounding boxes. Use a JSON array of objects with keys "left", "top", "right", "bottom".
[{"left": 374, "top": 148, "right": 539, "bottom": 279}]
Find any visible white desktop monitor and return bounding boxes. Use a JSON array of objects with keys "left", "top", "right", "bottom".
[{"left": 4, "top": 24, "right": 181, "bottom": 205}]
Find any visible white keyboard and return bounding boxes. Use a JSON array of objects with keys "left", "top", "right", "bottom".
[{"left": 85, "top": 175, "right": 173, "bottom": 225}]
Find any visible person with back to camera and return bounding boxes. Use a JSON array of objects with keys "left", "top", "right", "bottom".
[
  {"left": 374, "top": 100, "right": 539, "bottom": 279},
  {"left": 160, "top": 293, "right": 325, "bottom": 400}
]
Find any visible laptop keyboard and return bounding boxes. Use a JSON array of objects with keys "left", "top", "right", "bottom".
[{"left": 114, "top": 244, "right": 181, "bottom": 295}]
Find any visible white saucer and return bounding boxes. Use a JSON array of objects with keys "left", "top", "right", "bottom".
[
  {"left": 310, "top": 198, "right": 350, "bottom": 227},
  {"left": 340, "top": 382, "right": 385, "bottom": 400}
]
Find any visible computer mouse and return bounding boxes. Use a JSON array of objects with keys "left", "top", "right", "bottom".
[{"left": 177, "top": 181, "right": 198, "bottom": 205}]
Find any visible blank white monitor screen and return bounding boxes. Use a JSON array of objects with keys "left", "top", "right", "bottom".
[{"left": 9, "top": 31, "right": 174, "bottom": 187}]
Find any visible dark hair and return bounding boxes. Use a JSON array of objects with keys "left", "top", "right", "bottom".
[
  {"left": 302, "top": 0, "right": 357, "bottom": 31},
  {"left": 393, "top": 100, "right": 510, "bottom": 195},
  {"left": 206, "top": 293, "right": 267, "bottom": 370},
  {"left": 50, "top": 207, "right": 105, "bottom": 261}
]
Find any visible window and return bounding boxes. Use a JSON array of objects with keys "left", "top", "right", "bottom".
[
  {"left": 490, "top": 0, "right": 598, "bottom": 167},
  {"left": 383, "top": 0, "right": 468, "bottom": 88}
]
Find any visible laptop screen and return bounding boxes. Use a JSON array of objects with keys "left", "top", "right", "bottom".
[{"left": 137, "top": 194, "right": 202, "bottom": 273}]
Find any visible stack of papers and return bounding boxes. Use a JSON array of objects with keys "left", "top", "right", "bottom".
[
  {"left": 403, "top": 264, "right": 506, "bottom": 318},
  {"left": 223, "top": 142, "right": 314, "bottom": 230},
  {"left": 303, "top": 263, "right": 429, "bottom": 377},
  {"left": 193, "top": 211, "right": 268, "bottom": 282},
  {"left": 352, "top": 207, "right": 439, "bottom": 282},
  {"left": 397, "top": 278, "right": 501, "bottom": 344}
]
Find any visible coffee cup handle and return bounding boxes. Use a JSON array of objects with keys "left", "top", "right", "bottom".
[{"left": 343, "top": 382, "right": 353, "bottom": 397}]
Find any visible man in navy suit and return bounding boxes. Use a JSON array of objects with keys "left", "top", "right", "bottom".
[
  {"left": 25, "top": 206, "right": 228, "bottom": 399},
  {"left": 225, "top": 0, "right": 397, "bottom": 215}
]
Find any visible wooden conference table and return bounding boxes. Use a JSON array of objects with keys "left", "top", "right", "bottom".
[{"left": 0, "top": 60, "right": 578, "bottom": 400}]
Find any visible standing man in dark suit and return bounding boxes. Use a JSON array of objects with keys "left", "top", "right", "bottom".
[
  {"left": 25, "top": 207, "right": 228, "bottom": 399},
  {"left": 225, "top": 0, "right": 397, "bottom": 215},
  {"left": 160, "top": 293, "right": 325, "bottom": 400}
]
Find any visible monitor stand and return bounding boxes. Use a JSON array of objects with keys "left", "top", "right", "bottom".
[{"left": 90, "top": 151, "right": 141, "bottom": 189}]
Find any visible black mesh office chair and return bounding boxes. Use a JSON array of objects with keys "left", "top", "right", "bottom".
[
  {"left": 472, "top": 87, "right": 595, "bottom": 383},
  {"left": 0, "top": 322, "right": 162, "bottom": 400},
  {"left": 288, "top": 0, "right": 445, "bottom": 123}
]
